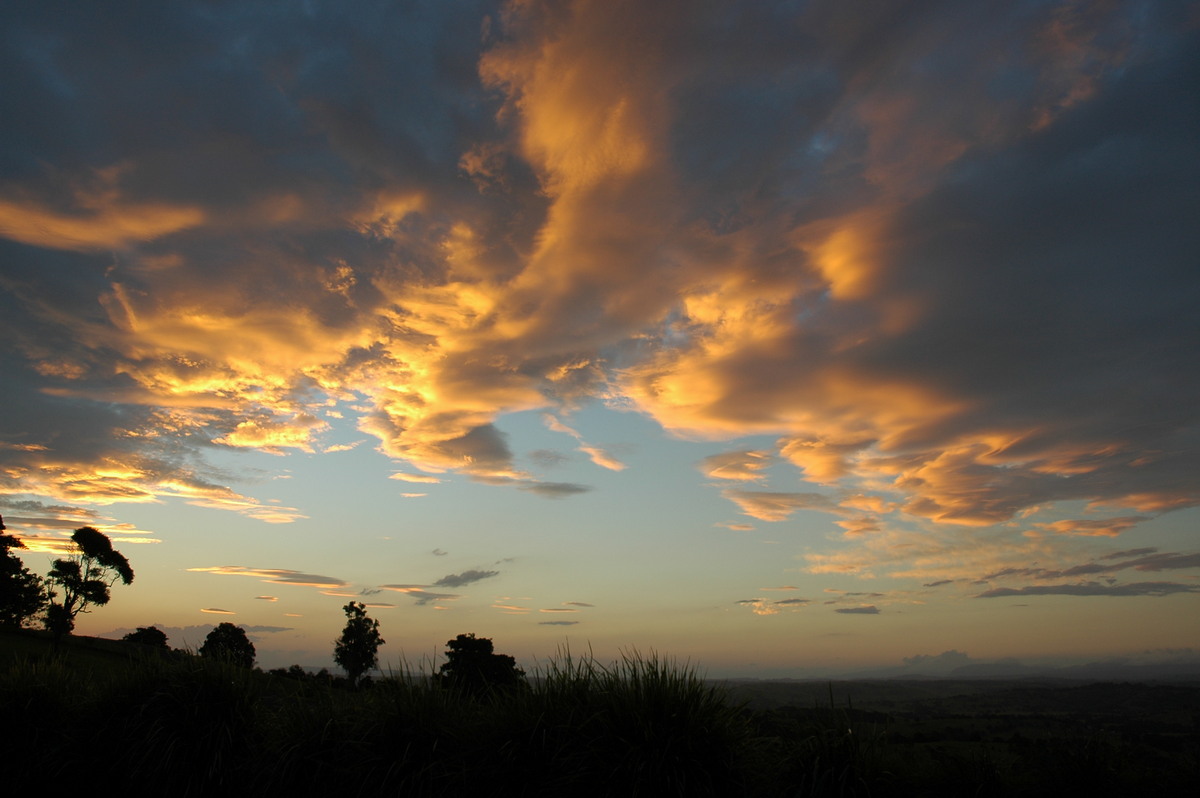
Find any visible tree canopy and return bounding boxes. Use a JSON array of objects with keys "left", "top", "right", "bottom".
[
  {"left": 333, "top": 601, "right": 384, "bottom": 686},
  {"left": 438, "top": 633, "right": 526, "bottom": 697},
  {"left": 199, "top": 622, "right": 256, "bottom": 668},
  {"left": 43, "top": 526, "right": 133, "bottom": 636},
  {"left": 0, "top": 515, "right": 47, "bottom": 628}
]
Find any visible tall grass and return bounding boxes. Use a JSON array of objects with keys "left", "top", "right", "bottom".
[{"left": 2, "top": 640, "right": 895, "bottom": 796}]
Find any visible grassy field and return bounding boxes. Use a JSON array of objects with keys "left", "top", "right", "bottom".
[{"left": 4, "top": 629, "right": 1197, "bottom": 796}]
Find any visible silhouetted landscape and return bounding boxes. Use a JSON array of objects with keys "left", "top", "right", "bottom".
[{"left": 4, "top": 627, "right": 1197, "bottom": 796}]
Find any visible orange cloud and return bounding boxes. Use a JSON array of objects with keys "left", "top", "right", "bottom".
[
  {"left": 0, "top": 164, "right": 205, "bottom": 250},
  {"left": 699, "top": 450, "right": 773, "bottom": 482}
]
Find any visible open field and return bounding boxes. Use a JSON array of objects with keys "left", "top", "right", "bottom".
[{"left": 4, "top": 629, "right": 1198, "bottom": 796}]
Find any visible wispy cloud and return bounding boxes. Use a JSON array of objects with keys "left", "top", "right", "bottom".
[
  {"left": 722, "top": 490, "right": 843, "bottom": 522},
  {"left": 736, "top": 597, "right": 810, "bottom": 616},
  {"left": 378, "top": 585, "right": 461, "bottom": 607},
  {"left": 187, "top": 566, "right": 347, "bottom": 589},
  {"left": 700, "top": 451, "right": 773, "bottom": 482},
  {"left": 543, "top": 414, "right": 627, "bottom": 471}
]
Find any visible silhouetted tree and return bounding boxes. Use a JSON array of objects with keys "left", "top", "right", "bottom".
[
  {"left": 0, "top": 515, "right": 47, "bottom": 628},
  {"left": 43, "top": 526, "right": 133, "bottom": 636},
  {"left": 333, "top": 601, "right": 384, "bottom": 686},
  {"left": 200, "top": 622, "right": 255, "bottom": 668},
  {"left": 438, "top": 632, "right": 526, "bottom": 696},
  {"left": 122, "top": 625, "right": 169, "bottom": 648}
]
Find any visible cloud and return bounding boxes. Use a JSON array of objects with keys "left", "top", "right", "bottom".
[
  {"left": 977, "top": 582, "right": 1200, "bottom": 599},
  {"left": 528, "top": 449, "right": 570, "bottom": 468},
  {"left": 213, "top": 413, "right": 328, "bottom": 454},
  {"left": 0, "top": 0, "right": 1195, "bottom": 579},
  {"left": 379, "top": 585, "right": 461, "bottom": 607},
  {"left": 1033, "top": 516, "right": 1149, "bottom": 537},
  {"left": 254, "top": 596, "right": 278, "bottom": 602},
  {"left": 563, "top": 601, "right": 594, "bottom": 607},
  {"left": 736, "top": 597, "right": 810, "bottom": 616},
  {"left": 517, "top": 481, "right": 591, "bottom": 499},
  {"left": 835, "top": 605, "right": 881, "bottom": 614},
  {"left": 699, "top": 450, "right": 773, "bottom": 482},
  {"left": 200, "top": 608, "right": 235, "bottom": 615},
  {"left": 981, "top": 549, "right": 1200, "bottom": 582},
  {"left": 187, "top": 566, "right": 347, "bottom": 589},
  {"left": 389, "top": 473, "right": 442, "bottom": 484},
  {"left": 433, "top": 569, "right": 499, "bottom": 588},
  {"left": 539, "top": 620, "right": 579, "bottom": 626},
  {"left": 722, "top": 490, "right": 843, "bottom": 522},
  {"left": 242, "top": 625, "right": 294, "bottom": 634},
  {"left": 323, "top": 441, "right": 363, "bottom": 453},
  {"left": 543, "top": 414, "right": 627, "bottom": 471}
]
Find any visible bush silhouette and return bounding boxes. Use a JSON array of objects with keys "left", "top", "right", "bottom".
[
  {"left": 123, "top": 626, "right": 169, "bottom": 648},
  {"left": 200, "top": 622, "right": 255, "bottom": 668},
  {"left": 437, "top": 632, "right": 525, "bottom": 697}
]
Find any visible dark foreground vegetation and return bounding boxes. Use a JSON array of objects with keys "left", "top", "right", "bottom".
[{"left": 3, "top": 630, "right": 1197, "bottom": 797}]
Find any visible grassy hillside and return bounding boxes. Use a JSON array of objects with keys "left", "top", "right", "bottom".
[{"left": 4, "top": 629, "right": 1197, "bottom": 796}]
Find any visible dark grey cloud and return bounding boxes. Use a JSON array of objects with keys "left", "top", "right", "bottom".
[
  {"left": 982, "top": 549, "right": 1200, "bottom": 582},
  {"left": 517, "top": 481, "right": 591, "bottom": 499},
  {"left": 538, "top": 620, "right": 579, "bottom": 626},
  {"left": 977, "top": 582, "right": 1200, "bottom": 599},
  {"left": 0, "top": 499, "right": 100, "bottom": 517},
  {"left": 835, "top": 605, "right": 880, "bottom": 614},
  {"left": 433, "top": 569, "right": 499, "bottom": 588},
  {"left": 528, "top": 449, "right": 571, "bottom": 468}
]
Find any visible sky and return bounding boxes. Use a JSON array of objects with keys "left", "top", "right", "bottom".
[{"left": 1, "top": 0, "right": 1198, "bottom": 677}]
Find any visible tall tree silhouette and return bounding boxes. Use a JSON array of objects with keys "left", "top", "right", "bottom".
[
  {"left": 0, "top": 515, "right": 47, "bottom": 628},
  {"left": 44, "top": 526, "right": 133, "bottom": 636},
  {"left": 334, "top": 601, "right": 384, "bottom": 686}
]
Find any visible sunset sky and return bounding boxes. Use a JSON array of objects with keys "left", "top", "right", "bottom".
[{"left": 2, "top": 0, "right": 1197, "bottom": 676}]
